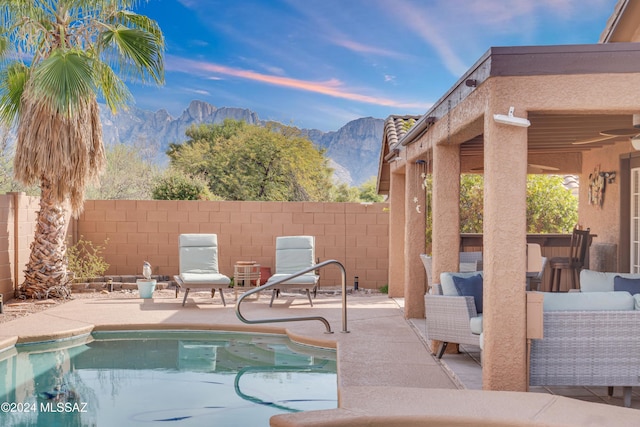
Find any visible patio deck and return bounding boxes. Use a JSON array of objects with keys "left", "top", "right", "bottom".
[{"left": 0, "top": 290, "right": 638, "bottom": 426}]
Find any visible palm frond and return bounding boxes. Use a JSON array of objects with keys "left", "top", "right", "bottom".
[
  {"left": 0, "top": 61, "right": 28, "bottom": 126},
  {"left": 114, "top": 9, "right": 163, "bottom": 40},
  {"left": 0, "top": 33, "right": 8, "bottom": 59},
  {"left": 26, "top": 48, "right": 94, "bottom": 117},
  {"left": 95, "top": 59, "right": 132, "bottom": 112},
  {"left": 15, "top": 95, "right": 105, "bottom": 216},
  {"left": 99, "top": 24, "right": 164, "bottom": 84}
]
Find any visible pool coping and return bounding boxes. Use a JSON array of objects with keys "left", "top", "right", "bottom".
[{"left": 1, "top": 293, "right": 639, "bottom": 426}]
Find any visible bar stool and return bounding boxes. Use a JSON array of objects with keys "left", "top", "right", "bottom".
[{"left": 548, "top": 227, "right": 590, "bottom": 292}]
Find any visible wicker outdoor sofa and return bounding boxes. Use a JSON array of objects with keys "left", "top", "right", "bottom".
[
  {"left": 529, "top": 290, "right": 640, "bottom": 408},
  {"left": 425, "top": 270, "right": 640, "bottom": 408}
]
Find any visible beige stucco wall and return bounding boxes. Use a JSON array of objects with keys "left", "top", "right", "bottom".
[
  {"left": 0, "top": 199, "right": 389, "bottom": 300},
  {"left": 0, "top": 193, "right": 40, "bottom": 302},
  {"left": 580, "top": 142, "right": 629, "bottom": 246},
  {"left": 580, "top": 140, "right": 637, "bottom": 272},
  {"left": 77, "top": 200, "right": 389, "bottom": 289}
]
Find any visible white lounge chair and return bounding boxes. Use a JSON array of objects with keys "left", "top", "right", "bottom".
[
  {"left": 268, "top": 236, "right": 319, "bottom": 307},
  {"left": 174, "top": 234, "right": 231, "bottom": 306}
]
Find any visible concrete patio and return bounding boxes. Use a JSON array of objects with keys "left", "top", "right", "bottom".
[{"left": 1, "top": 290, "right": 639, "bottom": 426}]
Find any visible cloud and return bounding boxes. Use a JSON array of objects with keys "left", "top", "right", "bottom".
[
  {"left": 183, "top": 88, "right": 211, "bottom": 96},
  {"left": 384, "top": 0, "right": 469, "bottom": 76},
  {"left": 167, "top": 55, "right": 430, "bottom": 109},
  {"left": 330, "top": 38, "right": 408, "bottom": 60},
  {"left": 176, "top": 0, "right": 198, "bottom": 8}
]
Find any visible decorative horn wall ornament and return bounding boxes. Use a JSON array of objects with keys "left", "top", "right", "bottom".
[{"left": 588, "top": 166, "right": 615, "bottom": 208}]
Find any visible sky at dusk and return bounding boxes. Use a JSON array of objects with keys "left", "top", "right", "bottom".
[{"left": 130, "top": 0, "right": 618, "bottom": 131}]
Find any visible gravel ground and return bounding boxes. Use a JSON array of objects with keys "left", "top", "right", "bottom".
[
  {"left": 0, "top": 289, "right": 178, "bottom": 325},
  {"left": 0, "top": 287, "right": 381, "bottom": 325}
]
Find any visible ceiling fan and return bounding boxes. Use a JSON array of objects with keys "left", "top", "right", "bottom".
[
  {"left": 471, "top": 164, "right": 559, "bottom": 174},
  {"left": 572, "top": 115, "right": 640, "bottom": 145},
  {"left": 572, "top": 128, "right": 640, "bottom": 145}
]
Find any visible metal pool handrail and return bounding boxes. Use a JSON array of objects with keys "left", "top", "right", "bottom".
[{"left": 235, "top": 259, "right": 348, "bottom": 334}]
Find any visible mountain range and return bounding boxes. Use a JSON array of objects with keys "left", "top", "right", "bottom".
[{"left": 99, "top": 100, "right": 385, "bottom": 186}]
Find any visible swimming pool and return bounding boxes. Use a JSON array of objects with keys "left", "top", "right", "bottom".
[{"left": 0, "top": 331, "right": 337, "bottom": 426}]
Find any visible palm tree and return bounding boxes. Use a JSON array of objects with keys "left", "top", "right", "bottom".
[{"left": 0, "top": 1, "right": 164, "bottom": 298}]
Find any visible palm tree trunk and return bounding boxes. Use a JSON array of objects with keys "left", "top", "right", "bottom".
[{"left": 19, "top": 178, "right": 71, "bottom": 299}]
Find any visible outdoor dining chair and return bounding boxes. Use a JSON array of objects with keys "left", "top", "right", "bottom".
[{"left": 548, "top": 227, "right": 591, "bottom": 292}]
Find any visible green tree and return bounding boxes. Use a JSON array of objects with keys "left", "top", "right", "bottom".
[
  {"left": 86, "top": 142, "right": 161, "bottom": 200},
  {"left": 526, "top": 175, "right": 578, "bottom": 233},
  {"left": 358, "top": 176, "right": 385, "bottom": 203},
  {"left": 330, "top": 182, "right": 360, "bottom": 202},
  {"left": 152, "top": 169, "right": 215, "bottom": 201},
  {"left": 0, "top": 1, "right": 164, "bottom": 298},
  {"left": 425, "top": 174, "right": 579, "bottom": 250},
  {"left": 168, "top": 120, "right": 334, "bottom": 201},
  {"left": 456, "top": 174, "right": 578, "bottom": 234},
  {"left": 0, "top": 126, "right": 39, "bottom": 194},
  {"left": 459, "top": 174, "right": 484, "bottom": 233}
]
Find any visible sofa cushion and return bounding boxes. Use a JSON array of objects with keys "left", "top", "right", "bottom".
[
  {"left": 453, "top": 273, "right": 483, "bottom": 313},
  {"left": 580, "top": 269, "right": 640, "bottom": 292},
  {"left": 470, "top": 315, "right": 483, "bottom": 335},
  {"left": 542, "top": 291, "right": 635, "bottom": 311},
  {"left": 441, "top": 271, "right": 484, "bottom": 296},
  {"left": 635, "top": 294, "right": 640, "bottom": 310},
  {"left": 579, "top": 269, "right": 613, "bottom": 292},
  {"left": 614, "top": 276, "right": 640, "bottom": 295}
]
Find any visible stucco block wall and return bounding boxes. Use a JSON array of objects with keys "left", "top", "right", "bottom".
[
  {"left": 77, "top": 200, "right": 390, "bottom": 289},
  {"left": 580, "top": 141, "right": 631, "bottom": 272},
  {"left": 0, "top": 193, "right": 40, "bottom": 302}
]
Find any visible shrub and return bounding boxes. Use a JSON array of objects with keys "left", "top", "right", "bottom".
[
  {"left": 67, "top": 237, "right": 110, "bottom": 282},
  {"left": 152, "top": 171, "right": 215, "bottom": 200}
]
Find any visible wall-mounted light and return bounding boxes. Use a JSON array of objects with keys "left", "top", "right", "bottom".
[
  {"left": 493, "top": 106, "right": 531, "bottom": 128},
  {"left": 631, "top": 135, "right": 640, "bottom": 151}
]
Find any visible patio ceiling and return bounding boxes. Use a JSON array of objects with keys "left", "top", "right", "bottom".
[
  {"left": 460, "top": 113, "right": 636, "bottom": 157},
  {"left": 378, "top": 43, "right": 640, "bottom": 192}
]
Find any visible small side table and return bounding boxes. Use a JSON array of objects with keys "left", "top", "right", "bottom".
[{"left": 234, "top": 261, "right": 261, "bottom": 300}]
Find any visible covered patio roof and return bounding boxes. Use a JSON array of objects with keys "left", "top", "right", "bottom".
[
  {"left": 378, "top": 42, "right": 640, "bottom": 194},
  {"left": 378, "top": 39, "right": 640, "bottom": 393}
]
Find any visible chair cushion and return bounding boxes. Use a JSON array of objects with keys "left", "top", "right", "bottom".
[
  {"left": 275, "top": 236, "right": 315, "bottom": 274},
  {"left": 580, "top": 269, "right": 640, "bottom": 292},
  {"left": 453, "top": 273, "right": 483, "bottom": 313},
  {"left": 268, "top": 273, "right": 318, "bottom": 286},
  {"left": 542, "top": 291, "right": 635, "bottom": 311},
  {"left": 180, "top": 234, "right": 217, "bottom": 247},
  {"left": 579, "top": 269, "right": 615, "bottom": 292},
  {"left": 614, "top": 275, "right": 640, "bottom": 295},
  {"left": 179, "top": 272, "right": 230, "bottom": 286},
  {"left": 179, "top": 234, "right": 220, "bottom": 274},
  {"left": 440, "top": 271, "right": 484, "bottom": 296},
  {"left": 470, "top": 315, "right": 483, "bottom": 335}
]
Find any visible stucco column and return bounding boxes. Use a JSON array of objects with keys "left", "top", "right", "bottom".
[
  {"left": 388, "top": 169, "right": 406, "bottom": 297},
  {"left": 482, "top": 111, "right": 528, "bottom": 391},
  {"left": 432, "top": 144, "right": 460, "bottom": 280},
  {"left": 404, "top": 161, "right": 426, "bottom": 318}
]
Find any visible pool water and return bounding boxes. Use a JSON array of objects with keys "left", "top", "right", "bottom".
[{"left": 0, "top": 331, "right": 337, "bottom": 426}]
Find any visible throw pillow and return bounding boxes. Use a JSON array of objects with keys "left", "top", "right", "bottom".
[
  {"left": 613, "top": 275, "right": 640, "bottom": 295},
  {"left": 452, "top": 274, "right": 483, "bottom": 313}
]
